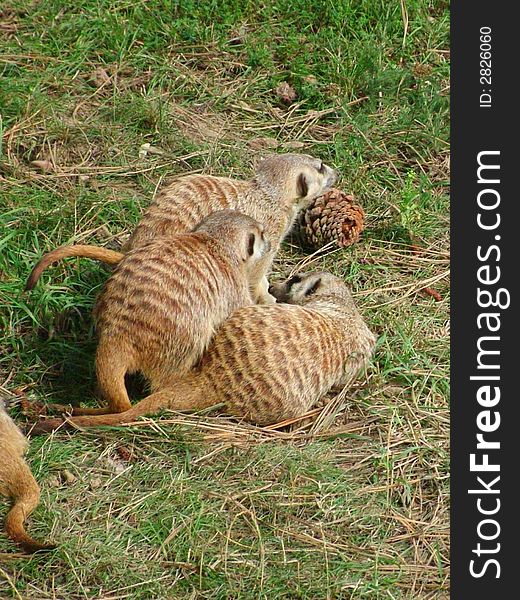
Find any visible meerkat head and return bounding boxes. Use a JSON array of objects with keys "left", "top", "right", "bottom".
[
  {"left": 194, "top": 209, "right": 270, "bottom": 264},
  {"left": 269, "top": 271, "right": 354, "bottom": 306},
  {"left": 254, "top": 153, "right": 337, "bottom": 208}
]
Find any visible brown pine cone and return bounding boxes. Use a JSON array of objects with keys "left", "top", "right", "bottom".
[{"left": 298, "top": 188, "right": 365, "bottom": 249}]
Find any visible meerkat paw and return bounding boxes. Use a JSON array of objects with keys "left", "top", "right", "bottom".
[
  {"left": 258, "top": 291, "right": 277, "bottom": 304},
  {"left": 253, "top": 287, "right": 277, "bottom": 304},
  {"left": 254, "top": 276, "right": 277, "bottom": 304}
]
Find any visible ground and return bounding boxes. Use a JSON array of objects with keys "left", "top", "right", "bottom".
[{"left": 0, "top": 1, "right": 449, "bottom": 598}]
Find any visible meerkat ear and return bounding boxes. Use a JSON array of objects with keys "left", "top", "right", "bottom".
[
  {"left": 247, "top": 233, "right": 256, "bottom": 257},
  {"left": 297, "top": 173, "right": 309, "bottom": 198}
]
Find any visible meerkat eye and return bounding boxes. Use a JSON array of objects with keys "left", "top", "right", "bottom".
[
  {"left": 318, "top": 162, "right": 325, "bottom": 174},
  {"left": 305, "top": 278, "right": 322, "bottom": 296},
  {"left": 287, "top": 274, "right": 302, "bottom": 287}
]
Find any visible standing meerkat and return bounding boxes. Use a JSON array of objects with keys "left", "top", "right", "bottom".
[
  {"left": 56, "top": 210, "right": 269, "bottom": 417},
  {"left": 0, "top": 399, "right": 54, "bottom": 552},
  {"left": 30, "top": 271, "right": 376, "bottom": 432},
  {"left": 25, "top": 153, "right": 336, "bottom": 303}
]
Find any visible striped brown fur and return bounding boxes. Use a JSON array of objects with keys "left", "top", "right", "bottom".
[
  {"left": 26, "top": 153, "right": 336, "bottom": 303},
  {"left": 0, "top": 399, "right": 55, "bottom": 552},
  {"left": 52, "top": 210, "right": 269, "bottom": 417},
  {"left": 30, "top": 272, "right": 376, "bottom": 432}
]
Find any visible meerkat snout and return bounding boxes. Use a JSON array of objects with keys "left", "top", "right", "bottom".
[
  {"left": 255, "top": 153, "right": 337, "bottom": 207},
  {"left": 295, "top": 159, "right": 337, "bottom": 204}
]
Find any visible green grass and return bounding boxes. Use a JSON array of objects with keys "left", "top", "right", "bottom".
[{"left": 1, "top": 1, "right": 449, "bottom": 598}]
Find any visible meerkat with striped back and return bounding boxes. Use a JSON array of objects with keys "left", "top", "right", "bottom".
[
  {"left": 25, "top": 154, "right": 336, "bottom": 303},
  {"left": 51, "top": 210, "right": 269, "bottom": 417},
  {"left": 30, "top": 271, "right": 376, "bottom": 432},
  {"left": 0, "top": 398, "right": 54, "bottom": 552}
]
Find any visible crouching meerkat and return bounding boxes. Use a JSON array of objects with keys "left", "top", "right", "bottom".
[
  {"left": 26, "top": 153, "right": 336, "bottom": 303},
  {"left": 52, "top": 210, "right": 270, "bottom": 417},
  {"left": 30, "top": 271, "right": 376, "bottom": 433},
  {"left": 0, "top": 399, "right": 54, "bottom": 552}
]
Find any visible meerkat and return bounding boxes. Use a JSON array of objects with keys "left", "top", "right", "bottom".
[
  {"left": 0, "top": 399, "right": 54, "bottom": 552},
  {"left": 30, "top": 271, "right": 376, "bottom": 433},
  {"left": 25, "top": 153, "right": 336, "bottom": 303},
  {"left": 53, "top": 210, "right": 269, "bottom": 417}
]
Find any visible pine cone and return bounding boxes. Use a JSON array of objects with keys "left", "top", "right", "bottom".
[{"left": 298, "top": 188, "right": 365, "bottom": 249}]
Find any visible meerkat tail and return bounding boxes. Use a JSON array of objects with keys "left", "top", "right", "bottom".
[
  {"left": 44, "top": 342, "right": 134, "bottom": 419},
  {"left": 4, "top": 462, "right": 55, "bottom": 553},
  {"left": 25, "top": 245, "right": 125, "bottom": 291},
  {"left": 30, "top": 379, "right": 213, "bottom": 434},
  {"left": 47, "top": 404, "right": 123, "bottom": 416},
  {"left": 44, "top": 344, "right": 133, "bottom": 419}
]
